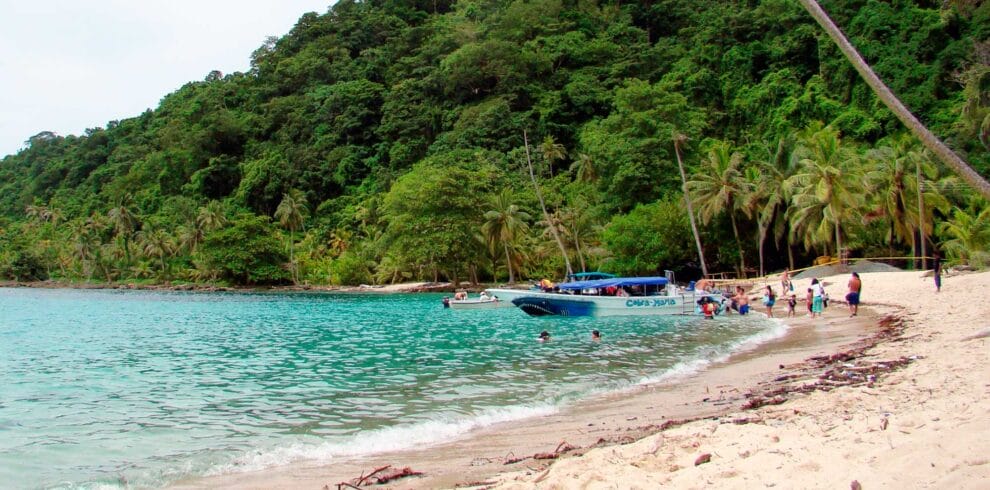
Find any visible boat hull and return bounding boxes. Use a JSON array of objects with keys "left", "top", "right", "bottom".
[
  {"left": 484, "top": 288, "right": 542, "bottom": 304},
  {"left": 511, "top": 292, "right": 724, "bottom": 317},
  {"left": 448, "top": 298, "right": 508, "bottom": 309}
]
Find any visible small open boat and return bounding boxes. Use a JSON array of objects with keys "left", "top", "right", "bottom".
[{"left": 448, "top": 297, "right": 506, "bottom": 310}]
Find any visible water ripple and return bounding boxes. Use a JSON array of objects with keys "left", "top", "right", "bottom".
[{"left": 0, "top": 288, "right": 780, "bottom": 489}]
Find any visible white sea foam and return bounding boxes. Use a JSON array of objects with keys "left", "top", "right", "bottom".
[
  {"left": 206, "top": 403, "right": 558, "bottom": 476},
  {"left": 635, "top": 317, "right": 790, "bottom": 387}
]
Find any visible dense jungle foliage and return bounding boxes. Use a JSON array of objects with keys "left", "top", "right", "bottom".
[{"left": 2, "top": 0, "right": 990, "bottom": 286}]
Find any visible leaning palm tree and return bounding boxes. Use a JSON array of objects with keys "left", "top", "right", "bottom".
[
  {"left": 798, "top": 0, "right": 990, "bottom": 200},
  {"left": 688, "top": 139, "right": 754, "bottom": 276},
  {"left": 674, "top": 133, "right": 708, "bottom": 277},
  {"left": 275, "top": 189, "right": 309, "bottom": 284},
  {"left": 786, "top": 123, "right": 864, "bottom": 258},
  {"left": 481, "top": 190, "right": 531, "bottom": 284},
  {"left": 524, "top": 130, "right": 574, "bottom": 277}
]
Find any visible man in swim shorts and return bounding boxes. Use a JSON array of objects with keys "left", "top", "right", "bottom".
[{"left": 846, "top": 272, "right": 861, "bottom": 317}]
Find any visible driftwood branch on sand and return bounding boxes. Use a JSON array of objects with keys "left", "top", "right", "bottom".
[{"left": 330, "top": 464, "right": 424, "bottom": 489}]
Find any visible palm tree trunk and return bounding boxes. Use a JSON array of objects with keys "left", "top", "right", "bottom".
[
  {"left": 799, "top": 0, "right": 990, "bottom": 201},
  {"left": 289, "top": 231, "right": 297, "bottom": 285},
  {"left": 502, "top": 242, "right": 515, "bottom": 283},
  {"left": 674, "top": 136, "right": 708, "bottom": 277},
  {"left": 574, "top": 236, "right": 587, "bottom": 273},
  {"left": 835, "top": 223, "right": 843, "bottom": 266},
  {"left": 729, "top": 209, "right": 746, "bottom": 278},
  {"left": 757, "top": 219, "right": 767, "bottom": 278},
  {"left": 524, "top": 130, "right": 574, "bottom": 277}
]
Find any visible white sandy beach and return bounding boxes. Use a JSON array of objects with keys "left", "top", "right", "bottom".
[
  {"left": 491, "top": 270, "right": 990, "bottom": 489},
  {"left": 175, "top": 269, "right": 990, "bottom": 489}
]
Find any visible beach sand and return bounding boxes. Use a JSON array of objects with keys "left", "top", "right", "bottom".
[{"left": 173, "top": 270, "right": 990, "bottom": 489}]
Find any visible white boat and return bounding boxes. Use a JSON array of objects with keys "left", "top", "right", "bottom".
[
  {"left": 509, "top": 275, "right": 725, "bottom": 317},
  {"left": 448, "top": 296, "right": 508, "bottom": 310},
  {"left": 485, "top": 272, "right": 617, "bottom": 304}
]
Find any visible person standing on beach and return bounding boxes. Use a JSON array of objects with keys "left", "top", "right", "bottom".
[
  {"left": 737, "top": 286, "right": 750, "bottom": 315},
  {"left": 763, "top": 285, "right": 776, "bottom": 318},
  {"left": 933, "top": 252, "right": 943, "bottom": 292},
  {"left": 810, "top": 278, "right": 824, "bottom": 318},
  {"left": 846, "top": 272, "right": 862, "bottom": 317},
  {"left": 781, "top": 269, "right": 791, "bottom": 294}
]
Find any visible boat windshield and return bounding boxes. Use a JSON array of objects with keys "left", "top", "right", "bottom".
[
  {"left": 556, "top": 277, "right": 669, "bottom": 296},
  {"left": 564, "top": 272, "right": 617, "bottom": 282}
]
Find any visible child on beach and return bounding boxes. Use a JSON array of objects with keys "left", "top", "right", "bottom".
[
  {"left": 786, "top": 294, "right": 797, "bottom": 317},
  {"left": 806, "top": 287, "right": 814, "bottom": 316}
]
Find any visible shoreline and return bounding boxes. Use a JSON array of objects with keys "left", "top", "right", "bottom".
[
  {"left": 0, "top": 279, "right": 463, "bottom": 294},
  {"left": 172, "top": 274, "right": 912, "bottom": 489}
]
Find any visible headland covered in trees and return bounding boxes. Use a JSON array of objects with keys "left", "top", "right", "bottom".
[{"left": 1, "top": 0, "right": 989, "bottom": 287}]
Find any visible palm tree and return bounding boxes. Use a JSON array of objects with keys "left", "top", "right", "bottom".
[
  {"left": 540, "top": 136, "right": 567, "bottom": 178},
  {"left": 25, "top": 204, "right": 50, "bottom": 226},
  {"left": 748, "top": 135, "right": 799, "bottom": 275},
  {"left": 558, "top": 205, "right": 602, "bottom": 274},
  {"left": 481, "top": 190, "right": 531, "bottom": 284},
  {"left": 688, "top": 140, "right": 754, "bottom": 276},
  {"left": 107, "top": 198, "right": 138, "bottom": 265},
  {"left": 524, "top": 130, "right": 574, "bottom": 277},
  {"left": 197, "top": 200, "right": 228, "bottom": 233},
  {"left": 177, "top": 223, "right": 205, "bottom": 254},
  {"left": 673, "top": 133, "right": 708, "bottom": 277},
  {"left": 864, "top": 134, "right": 951, "bottom": 262},
  {"left": 786, "top": 123, "right": 864, "bottom": 258},
  {"left": 570, "top": 153, "right": 598, "bottom": 183},
  {"left": 138, "top": 228, "right": 175, "bottom": 279},
  {"left": 937, "top": 202, "right": 990, "bottom": 266},
  {"left": 69, "top": 220, "right": 96, "bottom": 280},
  {"left": 798, "top": 0, "right": 990, "bottom": 200},
  {"left": 275, "top": 189, "right": 309, "bottom": 284}
]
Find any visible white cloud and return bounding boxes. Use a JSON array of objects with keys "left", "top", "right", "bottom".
[{"left": 0, "top": 1, "right": 331, "bottom": 156}]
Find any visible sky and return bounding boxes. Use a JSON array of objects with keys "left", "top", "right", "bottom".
[{"left": 0, "top": 1, "right": 332, "bottom": 157}]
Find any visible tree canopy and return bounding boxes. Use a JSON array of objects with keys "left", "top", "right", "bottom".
[{"left": 2, "top": 0, "right": 989, "bottom": 285}]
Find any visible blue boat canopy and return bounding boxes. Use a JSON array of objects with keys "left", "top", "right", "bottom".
[{"left": 556, "top": 276, "right": 669, "bottom": 291}]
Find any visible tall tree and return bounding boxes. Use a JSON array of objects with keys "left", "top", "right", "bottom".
[
  {"left": 138, "top": 227, "right": 175, "bottom": 279},
  {"left": 107, "top": 197, "right": 138, "bottom": 265},
  {"left": 786, "top": 123, "right": 864, "bottom": 258},
  {"left": 688, "top": 140, "right": 754, "bottom": 277},
  {"left": 481, "top": 190, "right": 530, "bottom": 284},
  {"left": 275, "top": 189, "right": 309, "bottom": 284},
  {"left": 540, "top": 136, "right": 566, "bottom": 178},
  {"left": 798, "top": 0, "right": 990, "bottom": 200},
  {"left": 749, "top": 135, "right": 799, "bottom": 275},
  {"left": 524, "top": 130, "right": 573, "bottom": 277},
  {"left": 673, "top": 134, "right": 708, "bottom": 277}
]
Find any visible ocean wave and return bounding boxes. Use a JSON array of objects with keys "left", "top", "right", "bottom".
[{"left": 205, "top": 403, "right": 559, "bottom": 476}]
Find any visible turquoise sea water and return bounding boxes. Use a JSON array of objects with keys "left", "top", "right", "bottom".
[{"left": 0, "top": 288, "right": 784, "bottom": 489}]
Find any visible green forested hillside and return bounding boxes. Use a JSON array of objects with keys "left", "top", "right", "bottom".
[{"left": 1, "top": 0, "right": 989, "bottom": 285}]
